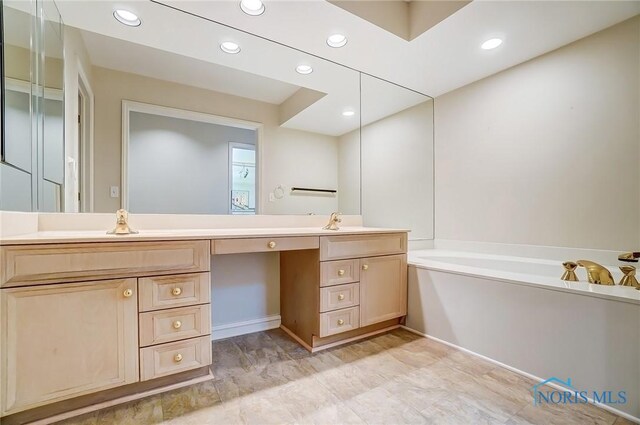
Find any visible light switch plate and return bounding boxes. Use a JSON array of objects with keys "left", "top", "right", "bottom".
[{"left": 110, "top": 186, "right": 120, "bottom": 198}]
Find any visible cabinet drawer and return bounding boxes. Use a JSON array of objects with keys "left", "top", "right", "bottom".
[
  {"left": 320, "top": 283, "right": 359, "bottom": 313},
  {"left": 0, "top": 240, "right": 210, "bottom": 287},
  {"left": 319, "top": 233, "right": 407, "bottom": 261},
  {"left": 139, "top": 273, "right": 210, "bottom": 312},
  {"left": 212, "top": 236, "right": 319, "bottom": 255},
  {"left": 139, "top": 304, "right": 211, "bottom": 347},
  {"left": 319, "top": 306, "right": 360, "bottom": 337},
  {"left": 320, "top": 259, "right": 359, "bottom": 287},
  {"left": 140, "top": 336, "right": 212, "bottom": 381}
]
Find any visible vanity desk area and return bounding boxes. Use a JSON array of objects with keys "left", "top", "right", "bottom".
[{"left": 0, "top": 219, "right": 408, "bottom": 424}]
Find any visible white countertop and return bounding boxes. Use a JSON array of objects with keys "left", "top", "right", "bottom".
[{"left": 0, "top": 226, "right": 409, "bottom": 245}]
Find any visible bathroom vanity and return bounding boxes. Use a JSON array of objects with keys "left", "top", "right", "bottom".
[{"left": 0, "top": 227, "right": 407, "bottom": 423}]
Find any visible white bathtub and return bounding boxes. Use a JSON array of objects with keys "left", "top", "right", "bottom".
[
  {"left": 409, "top": 250, "right": 640, "bottom": 304},
  {"left": 407, "top": 249, "right": 640, "bottom": 421}
]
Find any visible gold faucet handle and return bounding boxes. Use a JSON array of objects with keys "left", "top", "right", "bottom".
[
  {"left": 107, "top": 209, "right": 139, "bottom": 235},
  {"left": 619, "top": 266, "right": 639, "bottom": 288},
  {"left": 561, "top": 261, "right": 578, "bottom": 282}
]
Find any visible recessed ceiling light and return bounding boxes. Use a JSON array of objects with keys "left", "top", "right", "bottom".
[
  {"left": 240, "top": 0, "right": 265, "bottom": 16},
  {"left": 342, "top": 110, "right": 355, "bottom": 117},
  {"left": 296, "top": 65, "right": 313, "bottom": 75},
  {"left": 327, "top": 33, "right": 348, "bottom": 48},
  {"left": 481, "top": 38, "right": 503, "bottom": 50},
  {"left": 220, "top": 41, "right": 241, "bottom": 54},
  {"left": 113, "top": 9, "right": 141, "bottom": 27}
]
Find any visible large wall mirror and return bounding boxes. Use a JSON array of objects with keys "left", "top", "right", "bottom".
[{"left": 1, "top": 0, "right": 435, "bottom": 228}]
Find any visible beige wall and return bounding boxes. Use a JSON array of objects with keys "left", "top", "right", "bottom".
[
  {"left": 63, "top": 26, "right": 94, "bottom": 212},
  {"left": 338, "top": 129, "right": 361, "bottom": 215},
  {"left": 435, "top": 16, "right": 640, "bottom": 250},
  {"left": 91, "top": 66, "right": 344, "bottom": 215},
  {"left": 361, "top": 100, "right": 435, "bottom": 242}
]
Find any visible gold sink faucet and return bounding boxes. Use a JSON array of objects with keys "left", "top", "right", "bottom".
[
  {"left": 576, "top": 260, "right": 614, "bottom": 285},
  {"left": 323, "top": 212, "right": 342, "bottom": 231},
  {"left": 107, "top": 209, "right": 138, "bottom": 235}
]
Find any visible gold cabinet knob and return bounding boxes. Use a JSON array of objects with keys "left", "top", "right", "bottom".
[
  {"left": 268, "top": 241, "right": 277, "bottom": 249},
  {"left": 338, "top": 269, "right": 345, "bottom": 276},
  {"left": 174, "top": 353, "right": 183, "bottom": 363},
  {"left": 362, "top": 264, "right": 369, "bottom": 271},
  {"left": 172, "top": 287, "right": 182, "bottom": 296},
  {"left": 123, "top": 289, "right": 133, "bottom": 298},
  {"left": 338, "top": 294, "right": 345, "bottom": 301},
  {"left": 172, "top": 320, "right": 182, "bottom": 330},
  {"left": 337, "top": 319, "right": 345, "bottom": 326}
]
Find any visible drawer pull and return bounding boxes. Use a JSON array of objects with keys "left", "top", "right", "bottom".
[
  {"left": 123, "top": 289, "right": 133, "bottom": 298},
  {"left": 338, "top": 269, "right": 345, "bottom": 276},
  {"left": 362, "top": 264, "right": 369, "bottom": 271},
  {"left": 172, "top": 287, "right": 182, "bottom": 296},
  {"left": 172, "top": 320, "right": 182, "bottom": 330},
  {"left": 337, "top": 319, "right": 345, "bottom": 326},
  {"left": 338, "top": 294, "right": 345, "bottom": 301},
  {"left": 174, "top": 353, "right": 183, "bottom": 363},
  {"left": 268, "top": 241, "right": 277, "bottom": 249}
]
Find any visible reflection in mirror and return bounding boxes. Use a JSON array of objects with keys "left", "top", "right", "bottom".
[
  {"left": 50, "top": 0, "right": 361, "bottom": 215},
  {"left": 41, "top": 0, "right": 64, "bottom": 190},
  {"left": 1, "top": 1, "right": 35, "bottom": 211},
  {"left": 1, "top": 0, "right": 65, "bottom": 212},
  {"left": 360, "top": 74, "right": 434, "bottom": 242}
]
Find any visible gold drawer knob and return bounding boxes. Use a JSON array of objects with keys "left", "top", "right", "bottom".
[
  {"left": 174, "top": 353, "right": 183, "bottom": 363},
  {"left": 338, "top": 269, "right": 345, "bottom": 276},
  {"left": 123, "top": 289, "right": 133, "bottom": 298},
  {"left": 337, "top": 319, "right": 345, "bottom": 326},
  {"left": 172, "top": 287, "right": 182, "bottom": 296},
  {"left": 362, "top": 264, "right": 369, "bottom": 271},
  {"left": 268, "top": 241, "right": 277, "bottom": 249},
  {"left": 338, "top": 294, "right": 345, "bottom": 301},
  {"left": 173, "top": 320, "right": 182, "bottom": 330}
]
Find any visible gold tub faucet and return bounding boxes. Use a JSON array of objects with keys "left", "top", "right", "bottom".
[
  {"left": 576, "top": 260, "right": 614, "bottom": 285},
  {"left": 561, "top": 262, "right": 578, "bottom": 281},
  {"left": 618, "top": 252, "right": 640, "bottom": 262},
  {"left": 619, "top": 266, "right": 640, "bottom": 288}
]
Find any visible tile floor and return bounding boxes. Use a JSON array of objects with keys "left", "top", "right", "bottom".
[{"left": 58, "top": 329, "right": 633, "bottom": 425}]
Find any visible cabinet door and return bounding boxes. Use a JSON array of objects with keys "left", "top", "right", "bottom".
[
  {"left": 359, "top": 254, "right": 407, "bottom": 327},
  {"left": 0, "top": 279, "right": 139, "bottom": 416}
]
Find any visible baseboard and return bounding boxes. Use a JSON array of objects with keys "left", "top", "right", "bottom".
[
  {"left": 400, "top": 326, "right": 640, "bottom": 424},
  {"left": 211, "top": 315, "right": 281, "bottom": 340}
]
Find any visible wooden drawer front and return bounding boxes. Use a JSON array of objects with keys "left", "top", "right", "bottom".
[
  {"left": 320, "top": 233, "right": 407, "bottom": 261},
  {"left": 212, "top": 236, "right": 319, "bottom": 255},
  {"left": 139, "top": 305, "right": 211, "bottom": 347},
  {"left": 139, "top": 273, "right": 210, "bottom": 312},
  {"left": 140, "top": 336, "right": 212, "bottom": 381},
  {"left": 320, "top": 283, "right": 359, "bottom": 313},
  {"left": 0, "top": 240, "right": 210, "bottom": 287},
  {"left": 320, "top": 259, "right": 359, "bottom": 287},
  {"left": 319, "top": 306, "right": 360, "bottom": 337}
]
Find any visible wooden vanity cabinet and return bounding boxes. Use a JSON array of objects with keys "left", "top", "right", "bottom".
[
  {"left": 281, "top": 233, "right": 408, "bottom": 351},
  {"left": 0, "top": 240, "right": 212, "bottom": 422},
  {"left": 360, "top": 254, "right": 407, "bottom": 326},
  {"left": 0, "top": 279, "right": 139, "bottom": 416}
]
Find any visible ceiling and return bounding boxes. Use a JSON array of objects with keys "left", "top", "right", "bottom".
[
  {"left": 161, "top": 0, "right": 640, "bottom": 97},
  {"left": 80, "top": 30, "right": 301, "bottom": 105},
  {"left": 55, "top": 0, "right": 433, "bottom": 137}
]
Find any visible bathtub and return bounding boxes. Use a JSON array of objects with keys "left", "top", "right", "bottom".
[
  {"left": 409, "top": 250, "right": 640, "bottom": 304},
  {"left": 407, "top": 249, "right": 640, "bottom": 421}
]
